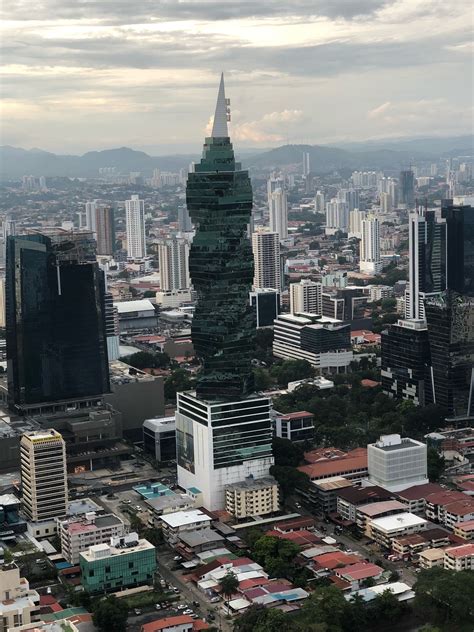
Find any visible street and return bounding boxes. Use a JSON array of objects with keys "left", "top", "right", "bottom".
[{"left": 155, "top": 547, "right": 233, "bottom": 632}]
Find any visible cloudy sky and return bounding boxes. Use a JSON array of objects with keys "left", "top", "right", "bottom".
[{"left": 1, "top": 0, "right": 472, "bottom": 154}]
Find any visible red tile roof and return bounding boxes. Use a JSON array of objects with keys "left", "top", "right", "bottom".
[
  {"left": 445, "top": 543, "right": 474, "bottom": 558},
  {"left": 312, "top": 551, "right": 362, "bottom": 570},
  {"left": 299, "top": 453, "right": 368, "bottom": 480},
  {"left": 141, "top": 615, "right": 209, "bottom": 632},
  {"left": 279, "top": 411, "right": 313, "bottom": 420},
  {"left": 336, "top": 562, "right": 383, "bottom": 581},
  {"left": 396, "top": 483, "right": 444, "bottom": 501},
  {"left": 272, "top": 516, "right": 316, "bottom": 531}
]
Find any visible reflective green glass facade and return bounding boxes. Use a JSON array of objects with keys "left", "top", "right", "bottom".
[{"left": 186, "top": 135, "right": 255, "bottom": 400}]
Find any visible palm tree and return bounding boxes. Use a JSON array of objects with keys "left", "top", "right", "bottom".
[{"left": 219, "top": 571, "right": 239, "bottom": 610}]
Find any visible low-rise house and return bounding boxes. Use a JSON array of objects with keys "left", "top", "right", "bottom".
[
  {"left": 419, "top": 548, "right": 445, "bottom": 569},
  {"left": 306, "top": 477, "right": 354, "bottom": 515},
  {"left": 175, "top": 528, "right": 225, "bottom": 559},
  {"left": 391, "top": 527, "right": 450, "bottom": 559},
  {"left": 141, "top": 615, "right": 209, "bottom": 632},
  {"left": 336, "top": 485, "right": 393, "bottom": 523},
  {"left": 356, "top": 500, "right": 408, "bottom": 534},
  {"left": 367, "top": 512, "right": 428, "bottom": 548},
  {"left": 453, "top": 519, "right": 474, "bottom": 541},
  {"left": 160, "top": 510, "right": 212, "bottom": 545},
  {"left": 345, "top": 582, "right": 415, "bottom": 603},
  {"left": 443, "top": 543, "right": 474, "bottom": 571},
  {"left": 334, "top": 562, "right": 384, "bottom": 591},
  {"left": 395, "top": 483, "right": 444, "bottom": 514}
]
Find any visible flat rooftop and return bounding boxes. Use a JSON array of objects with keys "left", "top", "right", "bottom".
[
  {"left": 80, "top": 538, "right": 154, "bottom": 562},
  {"left": 226, "top": 476, "right": 277, "bottom": 492},
  {"left": 357, "top": 500, "right": 407, "bottom": 517},
  {"left": 160, "top": 509, "right": 211, "bottom": 529},
  {"left": 370, "top": 512, "right": 427, "bottom": 532}
]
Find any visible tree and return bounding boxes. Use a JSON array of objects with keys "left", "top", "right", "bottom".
[
  {"left": 253, "top": 367, "right": 272, "bottom": 391},
  {"left": 120, "top": 351, "right": 170, "bottom": 370},
  {"left": 272, "top": 437, "right": 304, "bottom": 467},
  {"left": 301, "top": 585, "right": 347, "bottom": 631},
  {"left": 270, "top": 359, "right": 314, "bottom": 387},
  {"left": 234, "top": 605, "right": 289, "bottom": 632},
  {"left": 220, "top": 571, "right": 239, "bottom": 606},
  {"left": 427, "top": 447, "right": 445, "bottom": 482},
  {"left": 269, "top": 465, "right": 310, "bottom": 500},
  {"left": 92, "top": 596, "right": 128, "bottom": 632},
  {"left": 414, "top": 567, "right": 474, "bottom": 627},
  {"left": 164, "top": 369, "right": 194, "bottom": 400},
  {"left": 371, "top": 589, "right": 403, "bottom": 623}
]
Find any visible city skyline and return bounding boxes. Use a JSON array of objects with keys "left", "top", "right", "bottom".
[{"left": 1, "top": 0, "right": 472, "bottom": 153}]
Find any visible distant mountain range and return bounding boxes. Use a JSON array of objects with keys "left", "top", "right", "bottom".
[{"left": 1, "top": 135, "right": 472, "bottom": 179}]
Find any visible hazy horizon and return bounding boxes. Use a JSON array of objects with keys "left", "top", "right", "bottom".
[{"left": 2, "top": 1, "right": 473, "bottom": 153}]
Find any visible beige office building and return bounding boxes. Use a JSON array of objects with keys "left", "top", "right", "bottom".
[{"left": 20, "top": 430, "right": 68, "bottom": 523}]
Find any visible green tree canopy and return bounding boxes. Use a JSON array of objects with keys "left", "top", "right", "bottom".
[
  {"left": 220, "top": 571, "right": 239, "bottom": 604},
  {"left": 92, "top": 595, "right": 128, "bottom": 632},
  {"left": 164, "top": 369, "right": 194, "bottom": 400},
  {"left": 120, "top": 351, "right": 170, "bottom": 370},
  {"left": 414, "top": 567, "right": 474, "bottom": 627},
  {"left": 272, "top": 437, "right": 304, "bottom": 467},
  {"left": 270, "top": 359, "right": 314, "bottom": 387},
  {"left": 270, "top": 465, "right": 310, "bottom": 500}
]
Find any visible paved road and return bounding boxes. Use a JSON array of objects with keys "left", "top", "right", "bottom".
[{"left": 156, "top": 547, "right": 232, "bottom": 632}]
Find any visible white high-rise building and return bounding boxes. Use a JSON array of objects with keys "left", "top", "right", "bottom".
[
  {"left": 125, "top": 194, "right": 146, "bottom": 259},
  {"left": 20, "top": 430, "right": 68, "bottom": 524},
  {"left": 252, "top": 230, "right": 281, "bottom": 291},
  {"left": 176, "top": 392, "right": 274, "bottom": 510},
  {"left": 290, "top": 280, "right": 322, "bottom": 315},
  {"left": 302, "top": 151, "right": 310, "bottom": 177},
  {"left": 85, "top": 199, "right": 101, "bottom": 234},
  {"left": 269, "top": 187, "right": 288, "bottom": 240},
  {"left": 367, "top": 434, "right": 428, "bottom": 492},
  {"left": 348, "top": 209, "right": 367, "bottom": 239},
  {"left": 360, "top": 216, "right": 382, "bottom": 274},
  {"left": 157, "top": 238, "right": 190, "bottom": 291},
  {"left": 315, "top": 190, "right": 325, "bottom": 213},
  {"left": 325, "top": 199, "right": 349, "bottom": 234}
]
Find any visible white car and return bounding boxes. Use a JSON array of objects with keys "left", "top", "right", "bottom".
[
  {"left": 183, "top": 609, "right": 193, "bottom": 616},
  {"left": 177, "top": 604, "right": 186, "bottom": 611},
  {"left": 210, "top": 596, "right": 220, "bottom": 603}
]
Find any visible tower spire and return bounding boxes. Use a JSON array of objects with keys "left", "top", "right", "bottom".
[{"left": 211, "top": 72, "right": 229, "bottom": 138}]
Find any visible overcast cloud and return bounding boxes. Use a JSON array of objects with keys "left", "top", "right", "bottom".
[{"left": 1, "top": 0, "right": 472, "bottom": 153}]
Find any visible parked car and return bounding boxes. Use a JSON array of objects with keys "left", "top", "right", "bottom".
[
  {"left": 192, "top": 601, "right": 200, "bottom": 608},
  {"left": 183, "top": 609, "right": 193, "bottom": 615},
  {"left": 210, "top": 596, "right": 220, "bottom": 603},
  {"left": 155, "top": 604, "right": 161, "bottom": 610},
  {"left": 134, "top": 609, "right": 141, "bottom": 615},
  {"left": 177, "top": 604, "right": 186, "bottom": 611},
  {"left": 172, "top": 587, "right": 180, "bottom": 593},
  {"left": 173, "top": 555, "right": 183, "bottom": 561}
]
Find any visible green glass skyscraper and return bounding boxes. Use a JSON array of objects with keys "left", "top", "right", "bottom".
[
  {"left": 177, "top": 76, "right": 274, "bottom": 510},
  {"left": 187, "top": 73, "right": 255, "bottom": 401}
]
